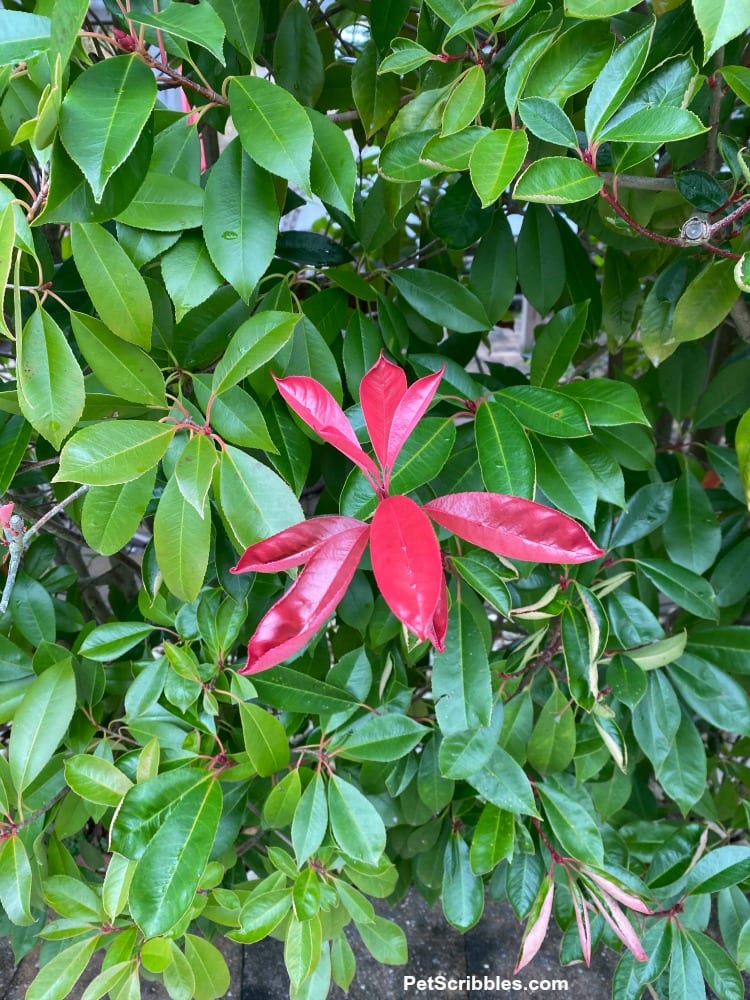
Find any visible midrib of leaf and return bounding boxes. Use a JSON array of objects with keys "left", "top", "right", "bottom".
[{"left": 95, "top": 58, "right": 147, "bottom": 193}]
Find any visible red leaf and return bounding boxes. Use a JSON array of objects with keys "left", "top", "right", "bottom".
[
  {"left": 359, "top": 353, "right": 407, "bottom": 469},
  {"left": 231, "top": 516, "right": 363, "bottom": 574},
  {"left": 275, "top": 375, "right": 380, "bottom": 486},
  {"left": 370, "top": 495, "right": 443, "bottom": 643},
  {"left": 514, "top": 877, "right": 554, "bottom": 973},
  {"left": 386, "top": 367, "right": 444, "bottom": 474},
  {"left": 426, "top": 580, "right": 448, "bottom": 652},
  {"left": 424, "top": 492, "right": 605, "bottom": 564},
  {"left": 241, "top": 523, "right": 370, "bottom": 674}
]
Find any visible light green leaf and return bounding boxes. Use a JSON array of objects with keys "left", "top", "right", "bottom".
[
  {"left": 127, "top": 1, "right": 226, "bottom": 63},
  {"left": 0, "top": 835, "right": 34, "bottom": 925},
  {"left": 693, "top": 0, "right": 750, "bottom": 62},
  {"left": 335, "top": 714, "right": 426, "bottom": 763},
  {"left": 585, "top": 23, "right": 653, "bottom": 140},
  {"left": 599, "top": 106, "right": 707, "bottom": 143},
  {"left": 184, "top": 935, "right": 231, "bottom": 1000},
  {"left": 355, "top": 915, "right": 407, "bottom": 965},
  {"left": 378, "top": 38, "right": 436, "bottom": 75},
  {"left": 160, "top": 237, "right": 222, "bottom": 324},
  {"left": 56, "top": 421, "right": 175, "bottom": 486},
  {"left": 64, "top": 755, "right": 133, "bottom": 807},
  {"left": 494, "top": 385, "right": 590, "bottom": 437},
  {"left": 518, "top": 98, "right": 578, "bottom": 148},
  {"left": 514, "top": 157, "right": 603, "bottom": 204},
  {"left": 216, "top": 445, "right": 302, "bottom": 549},
  {"left": 204, "top": 139, "right": 279, "bottom": 302},
  {"left": 79, "top": 622, "right": 153, "bottom": 662},
  {"left": 71, "top": 312, "right": 165, "bottom": 407},
  {"left": 70, "top": 223, "right": 153, "bottom": 349},
  {"left": 525, "top": 21, "right": 614, "bottom": 104},
  {"left": 9, "top": 660, "right": 76, "bottom": 792},
  {"left": 115, "top": 173, "right": 203, "bottom": 232},
  {"left": 153, "top": 475, "right": 211, "bottom": 602},
  {"left": 565, "top": 0, "right": 635, "bottom": 14},
  {"left": 0, "top": 11, "right": 51, "bottom": 65},
  {"left": 208, "top": 0, "right": 259, "bottom": 59},
  {"left": 391, "top": 269, "right": 490, "bottom": 333},
  {"left": 17, "top": 307, "right": 84, "bottom": 449},
  {"left": 81, "top": 470, "right": 156, "bottom": 555},
  {"left": 442, "top": 65, "right": 486, "bottom": 136},
  {"left": 306, "top": 108, "right": 357, "bottom": 218},
  {"left": 102, "top": 855, "right": 136, "bottom": 922},
  {"left": 327, "top": 775, "right": 386, "bottom": 865},
  {"left": 470, "top": 804, "right": 515, "bottom": 875},
  {"left": 229, "top": 75, "right": 313, "bottom": 194},
  {"left": 672, "top": 259, "right": 739, "bottom": 347},
  {"left": 475, "top": 401, "right": 535, "bottom": 498},
  {"left": 239, "top": 701, "right": 290, "bottom": 777},
  {"left": 26, "top": 935, "right": 100, "bottom": 1000},
  {"left": 175, "top": 434, "right": 217, "bottom": 516},
  {"left": 59, "top": 56, "right": 156, "bottom": 202},
  {"left": 192, "top": 375, "right": 276, "bottom": 451},
  {"left": 211, "top": 311, "right": 298, "bottom": 396},
  {"left": 469, "top": 129, "right": 528, "bottom": 208}
]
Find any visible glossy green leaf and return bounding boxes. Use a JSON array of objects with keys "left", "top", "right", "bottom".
[
  {"left": 115, "top": 173, "right": 203, "bottom": 232},
  {"left": 355, "top": 915, "right": 407, "bottom": 965},
  {"left": 306, "top": 109, "right": 356, "bottom": 217},
  {"left": 527, "top": 687, "right": 577, "bottom": 773},
  {"left": 0, "top": 11, "right": 51, "bottom": 65},
  {"left": 17, "top": 308, "right": 84, "bottom": 449},
  {"left": 558, "top": 379, "right": 649, "bottom": 427},
  {"left": 79, "top": 622, "right": 153, "bottom": 662},
  {"left": 467, "top": 746, "right": 538, "bottom": 817},
  {"left": 175, "top": 434, "right": 217, "bottom": 516},
  {"left": 211, "top": 311, "right": 298, "bottom": 396},
  {"left": 160, "top": 236, "right": 222, "bottom": 324},
  {"left": 694, "top": 360, "right": 750, "bottom": 429},
  {"left": 442, "top": 834, "right": 484, "bottom": 930},
  {"left": 469, "top": 129, "right": 528, "bottom": 208},
  {"left": 208, "top": 0, "right": 259, "bottom": 59},
  {"left": 683, "top": 846, "right": 750, "bottom": 895},
  {"left": 610, "top": 481, "right": 674, "bottom": 548},
  {"left": 451, "top": 551, "right": 513, "bottom": 617},
  {"left": 130, "top": 778, "right": 222, "bottom": 937},
  {"left": 336, "top": 714, "right": 425, "bottom": 762},
  {"left": 663, "top": 470, "right": 721, "bottom": 574},
  {"left": 693, "top": 0, "right": 750, "bottom": 61},
  {"left": 229, "top": 76, "right": 313, "bottom": 194},
  {"left": 585, "top": 24, "right": 653, "bottom": 140},
  {"left": 516, "top": 203, "right": 565, "bottom": 313},
  {"left": 81, "top": 470, "right": 156, "bottom": 556},
  {"left": 494, "top": 386, "right": 590, "bottom": 438},
  {"left": 534, "top": 438, "right": 598, "bottom": 526},
  {"left": 216, "top": 445, "right": 302, "bottom": 549},
  {"left": 328, "top": 775, "right": 386, "bottom": 865},
  {"left": 600, "top": 106, "right": 706, "bottom": 143},
  {"left": 192, "top": 376, "right": 275, "bottom": 452},
  {"left": 64, "top": 754, "right": 133, "bottom": 807},
  {"left": 564, "top": 0, "right": 635, "bottom": 16},
  {"left": 71, "top": 312, "right": 165, "bottom": 407},
  {"left": 253, "top": 668, "right": 356, "bottom": 715},
  {"left": 127, "top": 1, "right": 226, "bottom": 63},
  {"left": 352, "top": 41, "right": 401, "bottom": 137},
  {"left": 56, "top": 421, "right": 175, "bottom": 486},
  {"left": 378, "top": 39, "right": 436, "bottom": 75},
  {"left": 0, "top": 835, "right": 34, "bottom": 925},
  {"left": 274, "top": 1, "right": 323, "bottom": 105},
  {"left": 657, "top": 713, "right": 706, "bottom": 814},
  {"left": 638, "top": 558, "right": 718, "bottom": 620},
  {"left": 26, "top": 935, "right": 100, "bottom": 1000},
  {"left": 442, "top": 66, "right": 486, "bottom": 137},
  {"left": 475, "top": 401, "right": 535, "bottom": 498},
  {"left": 59, "top": 55, "right": 156, "bottom": 202},
  {"left": 70, "top": 223, "right": 153, "bottom": 349},
  {"left": 530, "top": 302, "right": 588, "bottom": 388},
  {"left": 514, "top": 158, "right": 603, "bottom": 205},
  {"left": 525, "top": 21, "right": 614, "bottom": 104},
  {"left": 468, "top": 209, "right": 517, "bottom": 323},
  {"left": 433, "top": 599, "right": 491, "bottom": 735},
  {"left": 504, "top": 29, "right": 558, "bottom": 116},
  {"left": 391, "top": 269, "right": 490, "bottom": 333},
  {"left": 292, "top": 773, "right": 328, "bottom": 865},
  {"left": 669, "top": 653, "right": 750, "bottom": 736},
  {"left": 239, "top": 701, "right": 290, "bottom": 776},
  {"left": 518, "top": 98, "right": 578, "bottom": 148},
  {"left": 8, "top": 659, "right": 76, "bottom": 792},
  {"left": 0, "top": 415, "right": 32, "bottom": 495},
  {"left": 469, "top": 804, "right": 515, "bottom": 875},
  {"left": 538, "top": 780, "right": 603, "bottom": 865},
  {"left": 153, "top": 475, "right": 211, "bottom": 602},
  {"left": 438, "top": 708, "right": 503, "bottom": 780}
]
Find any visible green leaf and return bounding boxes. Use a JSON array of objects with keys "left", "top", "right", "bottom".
[
  {"left": 433, "top": 598, "right": 491, "bottom": 735},
  {"left": 7, "top": 573, "right": 55, "bottom": 646},
  {"left": 203, "top": 139, "right": 278, "bottom": 302},
  {"left": 438, "top": 708, "right": 503, "bottom": 780},
  {"left": 494, "top": 385, "right": 590, "bottom": 438},
  {"left": 514, "top": 158, "right": 603, "bottom": 205},
  {"left": 355, "top": 915, "right": 407, "bottom": 965},
  {"left": 518, "top": 98, "right": 578, "bottom": 148},
  {"left": 274, "top": 0, "right": 324, "bottom": 106},
  {"left": 451, "top": 551, "right": 513, "bottom": 617},
  {"left": 557, "top": 379, "right": 649, "bottom": 427},
  {"left": 0, "top": 835, "right": 34, "bottom": 925},
  {"left": 530, "top": 302, "right": 588, "bottom": 388},
  {"left": 537, "top": 780, "right": 604, "bottom": 865},
  {"left": 160, "top": 237, "right": 222, "bottom": 325},
  {"left": 229, "top": 76, "right": 313, "bottom": 194},
  {"left": 0, "top": 11, "right": 51, "bottom": 65},
  {"left": 9, "top": 659, "right": 76, "bottom": 792},
  {"left": 26, "top": 935, "right": 100, "bottom": 1000},
  {"left": 306, "top": 109, "right": 356, "bottom": 218},
  {"left": 127, "top": 1, "right": 226, "bottom": 64},
  {"left": 64, "top": 755, "right": 133, "bottom": 807},
  {"left": 442, "top": 65, "right": 486, "bottom": 136},
  {"left": 638, "top": 558, "right": 718, "bottom": 620},
  {"left": 504, "top": 29, "right": 559, "bottom": 116},
  {"left": 71, "top": 312, "right": 165, "bottom": 407},
  {"left": 102, "top": 855, "right": 136, "bottom": 922},
  {"left": 115, "top": 173, "right": 203, "bottom": 232},
  {"left": 534, "top": 438, "right": 598, "bottom": 527},
  {"left": 56, "top": 421, "right": 175, "bottom": 486},
  {"left": 175, "top": 434, "right": 217, "bottom": 516},
  {"left": 17, "top": 308, "right": 84, "bottom": 449},
  {"left": 585, "top": 24, "right": 653, "bottom": 140},
  {"left": 391, "top": 269, "right": 490, "bottom": 333},
  {"left": 0, "top": 415, "right": 32, "bottom": 495},
  {"left": 693, "top": 0, "right": 750, "bottom": 61},
  {"left": 233, "top": 885, "right": 293, "bottom": 944},
  {"left": 663, "top": 470, "right": 721, "bottom": 574},
  {"left": 470, "top": 804, "right": 515, "bottom": 875},
  {"left": 79, "top": 622, "right": 153, "bottom": 662},
  {"left": 442, "top": 834, "right": 484, "bottom": 930},
  {"left": 565, "top": 0, "right": 638, "bottom": 14},
  {"left": 671, "top": 259, "right": 739, "bottom": 348},
  {"left": 467, "top": 746, "right": 538, "bottom": 816},
  {"left": 599, "top": 106, "right": 707, "bottom": 143},
  {"left": 70, "top": 223, "right": 153, "bottom": 349},
  {"left": 469, "top": 128, "right": 529, "bottom": 208},
  {"left": 352, "top": 41, "right": 401, "bottom": 137},
  {"left": 475, "top": 401, "right": 535, "bottom": 498},
  {"left": 378, "top": 38, "right": 436, "bottom": 75},
  {"left": 292, "top": 773, "right": 328, "bottom": 865},
  {"left": 327, "top": 775, "right": 386, "bottom": 865},
  {"left": 657, "top": 713, "right": 707, "bottom": 814},
  {"left": 211, "top": 311, "right": 298, "bottom": 396},
  {"left": 527, "top": 687, "right": 577, "bottom": 773},
  {"left": 684, "top": 846, "right": 750, "bottom": 895},
  {"left": 154, "top": 475, "right": 210, "bottom": 603},
  {"left": 694, "top": 359, "right": 750, "bottom": 429},
  {"left": 81, "top": 470, "right": 155, "bottom": 556},
  {"left": 216, "top": 445, "right": 302, "bottom": 549},
  {"left": 130, "top": 778, "right": 222, "bottom": 937},
  {"left": 469, "top": 210, "right": 517, "bottom": 323},
  {"left": 687, "top": 626, "right": 750, "bottom": 674},
  {"left": 516, "top": 203, "right": 565, "bottom": 314},
  {"left": 208, "top": 0, "right": 259, "bottom": 59},
  {"left": 422, "top": 127, "right": 490, "bottom": 171},
  {"left": 684, "top": 929, "right": 745, "bottom": 1000},
  {"left": 59, "top": 55, "right": 156, "bottom": 202},
  {"left": 336, "top": 714, "right": 425, "bottom": 762},
  {"left": 239, "top": 701, "right": 290, "bottom": 776},
  {"left": 253, "top": 668, "right": 356, "bottom": 715},
  {"left": 668, "top": 654, "right": 750, "bottom": 736},
  {"left": 379, "top": 131, "right": 438, "bottom": 183},
  {"left": 525, "top": 21, "right": 614, "bottom": 104}
]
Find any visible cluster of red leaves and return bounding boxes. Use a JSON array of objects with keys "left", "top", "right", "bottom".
[{"left": 232, "top": 355, "right": 604, "bottom": 675}]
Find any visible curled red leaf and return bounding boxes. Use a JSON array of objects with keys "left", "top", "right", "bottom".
[
  {"left": 359, "top": 353, "right": 407, "bottom": 469},
  {"left": 274, "top": 375, "right": 380, "bottom": 486},
  {"left": 385, "top": 367, "right": 444, "bottom": 475},
  {"left": 424, "top": 492, "right": 605, "bottom": 564},
  {"left": 240, "top": 523, "right": 370, "bottom": 674},
  {"left": 426, "top": 579, "right": 448, "bottom": 652},
  {"left": 231, "top": 516, "right": 363, "bottom": 574},
  {"left": 370, "top": 495, "right": 443, "bottom": 643}
]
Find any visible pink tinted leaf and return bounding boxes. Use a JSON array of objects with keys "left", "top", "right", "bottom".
[
  {"left": 585, "top": 871, "right": 653, "bottom": 915},
  {"left": 231, "top": 516, "right": 363, "bottom": 574},
  {"left": 588, "top": 891, "right": 648, "bottom": 962},
  {"left": 370, "top": 495, "right": 443, "bottom": 643},
  {"left": 424, "top": 492, "right": 605, "bottom": 564},
  {"left": 514, "top": 878, "right": 554, "bottom": 974},
  {"left": 359, "top": 353, "right": 407, "bottom": 468},
  {"left": 275, "top": 375, "right": 380, "bottom": 484},
  {"left": 570, "top": 882, "right": 592, "bottom": 967},
  {"left": 240, "top": 524, "right": 370, "bottom": 674},
  {"left": 427, "top": 580, "right": 448, "bottom": 652},
  {"left": 0, "top": 503, "right": 14, "bottom": 530},
  {"left": 386, "top": 367, "right": 444, "bottom": 473}
]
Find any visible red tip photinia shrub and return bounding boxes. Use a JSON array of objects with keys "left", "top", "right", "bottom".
[{"left": 232, "top": 355, "right": 604, "bottom": 674}]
